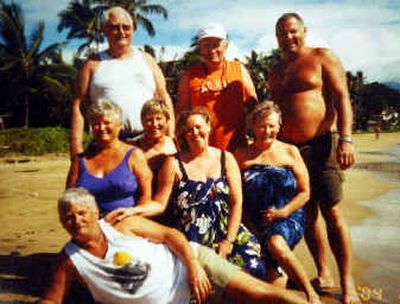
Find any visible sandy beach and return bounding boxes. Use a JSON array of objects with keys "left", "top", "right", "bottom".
[{"left": 0, "top": 132, "right": 399, "bottom": 303}]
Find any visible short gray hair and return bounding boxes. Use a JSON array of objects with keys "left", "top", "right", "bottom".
[
  {"left": 101, "top": 6, "right": 133, "bottom": 29},
  {"left": 247, "top": 100, "right": 281, "bottom": 128},
  {"left": 58, "top": 188, "right": 98, "bottom": 222},
  {"left": 86, "top": 98, "right": 123, "bottom": 124}
]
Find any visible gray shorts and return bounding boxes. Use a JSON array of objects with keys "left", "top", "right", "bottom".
[{"left": 297, "top": 133, "right": 344, "bottom": 205}]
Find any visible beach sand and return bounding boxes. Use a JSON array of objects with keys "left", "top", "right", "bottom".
[{"left": 0, "top": 132, "right": 398, "bottom": 303}]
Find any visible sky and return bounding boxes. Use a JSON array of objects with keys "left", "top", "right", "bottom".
[{"left": 16, "top": 0, "right": 400, "bottom": 84}]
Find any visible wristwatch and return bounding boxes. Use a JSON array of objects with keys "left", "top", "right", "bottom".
[{"left": 339, "top": 136, "right": 353, "bottom": 143}]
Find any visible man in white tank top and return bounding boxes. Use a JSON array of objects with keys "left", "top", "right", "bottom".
[
  {"left": 70, "top": 6, "right": 174, "bottom": 157},
  {"left": 41, "top": 188, "right": 308, "bottom": 304}
]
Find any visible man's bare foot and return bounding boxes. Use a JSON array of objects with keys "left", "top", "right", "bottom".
[{"left": 311, "top": 277, "right": 337, "bottom": 294}]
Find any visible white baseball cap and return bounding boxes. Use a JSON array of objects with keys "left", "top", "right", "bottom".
[{"left": 197, "top": 23, "right": 227, "bottom": 41}]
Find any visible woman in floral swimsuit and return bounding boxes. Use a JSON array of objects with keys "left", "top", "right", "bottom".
[{"left": 152, "top": 107, "right": 266, "bottom": 279}]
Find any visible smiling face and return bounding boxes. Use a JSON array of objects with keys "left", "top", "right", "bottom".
[
  {"left": 276, "top": 16, "right": 306, "bottom": 55},
  {"left": 142, "top": 111, "right": 169, "bottom": 140},
  {"left": 61, "top": 202, "right": 99, "bottom": 243},
  {"left": 198, "top": 37, "right": 228, "bottom": 66},
  {"left": 90, "top": 112, "right": 122, "bottom": 145},
  {"left": 183, "top": 114, "right": 211, "bottom": 149},
  {"left": 252, "top": 112, "right": 281, "bottom": 146},
  {"left": 103, "top": 10, "right": 133, "bottom": 49}
]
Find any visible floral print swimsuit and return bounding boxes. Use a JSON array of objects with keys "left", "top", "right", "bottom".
[{"left": 172, "top": 151, "right": 267, "bottom": 279}]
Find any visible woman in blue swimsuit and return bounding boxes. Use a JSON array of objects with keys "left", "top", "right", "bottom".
[
  {"left": 234, "top": 101, "right": 321, "bottom": 304},
  {"left": 152, "top": 108, "right": 267, "bottom": 280},
  {"left": 66, "top": 98, "right": 153, "bottom": 223}
]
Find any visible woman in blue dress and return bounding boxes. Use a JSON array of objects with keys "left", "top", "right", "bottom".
[
  {"left": 235, "top": 101, "right": 321, "bottom": 304},
  {"left": 150, "top": 107, "right": 267, "bottom": 280}
]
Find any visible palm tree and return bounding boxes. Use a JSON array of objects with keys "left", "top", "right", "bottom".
[
  {"left": 58, "top": 0, "right": 168, "bottom": 57},
  {"left": 245, "top": 49, "right": 283, "bottom": 100},
  {"left": 0, "top": 1, "right": 75, "bottom": 127},
  {"left": 57, "top": 0, "right": 104, "bottom": 57},
  {"left": 347, "top": 70, "right": 366, "bottom": 129}
]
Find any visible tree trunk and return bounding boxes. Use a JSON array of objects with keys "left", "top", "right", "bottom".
[{"left": 24, "top": 95, "right": 29, "bottom": 128}]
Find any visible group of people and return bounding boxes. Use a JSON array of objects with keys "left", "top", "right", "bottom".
[{"left": 41, "top": 6, "right": 360, "bottom": 304}]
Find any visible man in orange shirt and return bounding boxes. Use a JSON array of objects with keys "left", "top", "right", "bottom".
[{"left": 177, "top": 23, "right": 257, "bottom": 151}]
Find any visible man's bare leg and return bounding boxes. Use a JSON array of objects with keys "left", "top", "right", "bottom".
[
  {"left": 304, "top": 201, "right": 335, "bottom": 289},
  {"left": 225, "top": 270, "right": 308, "bottom": 304},
  {"left": 321, "top": 202, "right": 361, "bottom": 304}
]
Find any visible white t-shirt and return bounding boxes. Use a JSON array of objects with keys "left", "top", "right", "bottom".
[
  {"left": 64, "top": 220, "right": 192, "bottom": 304},
  {"left": 89, "top": 50, "right": 156, "bottom": 131}
]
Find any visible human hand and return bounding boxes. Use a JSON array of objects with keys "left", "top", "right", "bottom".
[
  {"left": 337, "top": 141, "right": 356, "bottom": 170},
  {"left": 104, "top": 207, "right": 136, "bottom": 225},
  {"left": 188, "top": 261, "right": 212, "bottom": 303},
  {"left": 261, "top": 208, "right": 286, "bottom": 226},
  {"left": 217, "top": 239, "right": 234, "bottom": 258}
]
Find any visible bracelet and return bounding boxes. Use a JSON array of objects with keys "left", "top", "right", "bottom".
[{"left": 339, "top": 136, "right": 353, "bottom": 143}]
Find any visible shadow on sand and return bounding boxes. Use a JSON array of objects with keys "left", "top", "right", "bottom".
[{"left": 0, "top": 253, "right": 94, "bottom": 303}]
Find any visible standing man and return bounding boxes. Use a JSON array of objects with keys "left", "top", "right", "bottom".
[
  {"left": 269, "top": 13, "right": 360, "bottom": 304},
  {"left": 177, "top": 23, "right": 257, "bottom": 151},
  {"left": 70, "top": 6, "right": 173, "bottom": 157}
]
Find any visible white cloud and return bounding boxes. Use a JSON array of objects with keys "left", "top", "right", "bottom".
[
  {"left": 16, "top": 0, "right": 400, "bottom": 82},
  {"left": 162, "top": 0, "right": 400, "bottom": 82}
]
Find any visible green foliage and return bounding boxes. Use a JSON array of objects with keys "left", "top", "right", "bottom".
[
  {"left": 0, "top": 1, "right": 74, "bottom": 127},
  {"left": 0, "top": 127, "right": 91, "bottom": 155}
]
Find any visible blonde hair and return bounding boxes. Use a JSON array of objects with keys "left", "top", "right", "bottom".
[{"left": 140, "top": 98, "right": 170, "bottom": 123}]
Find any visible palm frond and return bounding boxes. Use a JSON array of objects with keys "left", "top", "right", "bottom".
[{"left": 135, "top": 14, "right": 155, "bottom": 36}]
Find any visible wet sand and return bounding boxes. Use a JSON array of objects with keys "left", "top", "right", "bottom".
[{"left": 0, "top": 132, "right": 398, "bottom": 303}]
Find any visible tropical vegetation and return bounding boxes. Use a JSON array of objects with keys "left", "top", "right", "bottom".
[{"left": 0, "top": 0, "right": 399, "bottom": 134}]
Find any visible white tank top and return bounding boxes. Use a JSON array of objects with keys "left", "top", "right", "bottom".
[
  {"left": 89, "top": 50, "right": 156, "bottom": 131},
  {"left": 64, "top": 220, "right": 191, "bottom": 304}
]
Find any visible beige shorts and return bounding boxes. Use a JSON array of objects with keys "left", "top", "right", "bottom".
[{"left": 196, "top": 244, "right": 240, "bottom": 289}]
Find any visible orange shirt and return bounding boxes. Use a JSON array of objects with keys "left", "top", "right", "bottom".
[{"left": 177, "top": 60, "right": 257, "bottom": 151}]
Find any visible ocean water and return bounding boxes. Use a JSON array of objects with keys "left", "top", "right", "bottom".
[{"left": 351, "top": 144, "right": 400, "bottom": 303}]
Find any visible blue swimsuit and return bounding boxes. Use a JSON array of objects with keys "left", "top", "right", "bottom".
[
  {"left": 242, "top": 164, "right": 305, "bottom": 254},
  {"left": 76, "top": 147, "right": 139, "bottom": 214}
]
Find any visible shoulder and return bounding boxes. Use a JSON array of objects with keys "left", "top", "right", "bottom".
[
  {"left": 311, "top": 47, "right": 341, "bottom": 63},
  {"left": 141, "top": 51, "right": 158, "bottom": 67},
  {"left": 164, "top": 136, "right": 178, "bottom": 154},
  {"left": 129, "top": 145, "right": 147, "bottom": 160},
  {"left": 277, "top": 141, "right": 303, "bottom": 164}
]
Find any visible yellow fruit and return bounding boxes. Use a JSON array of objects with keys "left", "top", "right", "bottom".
[{"left": 113, "top": 251, "right": 132, "bottom": 266}]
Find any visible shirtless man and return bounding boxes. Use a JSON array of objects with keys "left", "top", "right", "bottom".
[
  {"left": 268, "top": 13, "right": 360, "bottom": 304},
  {"left": 70, "top": 6, "right": 173, "bottom": 157},
  {"left": 41, "top": 187, "right": 307, "bottom": 304}
]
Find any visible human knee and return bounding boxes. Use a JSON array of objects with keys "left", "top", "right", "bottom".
[
  {"left": 321, "top": 203, "right": 345, "bottom": 227},
  {"left": 268, "top": 235, "right": 289, "bottom": 259}
]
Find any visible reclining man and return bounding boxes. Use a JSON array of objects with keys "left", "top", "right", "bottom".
[{"left": 41, "top": 188, "right": 307, "bottom": 304}]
